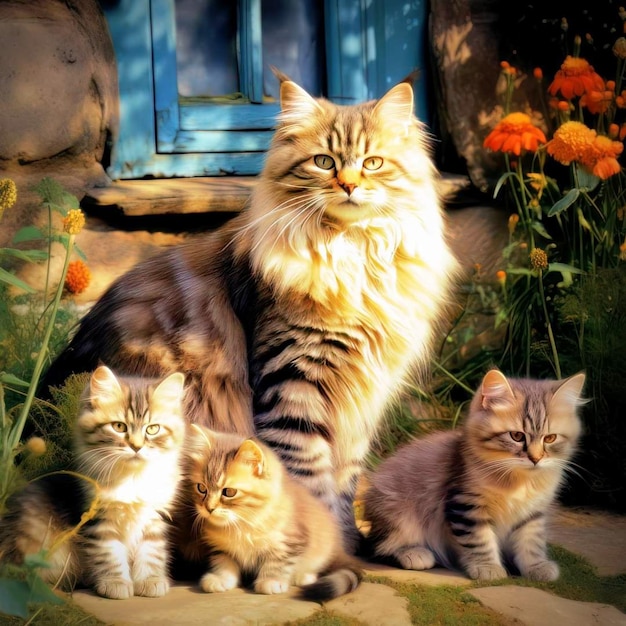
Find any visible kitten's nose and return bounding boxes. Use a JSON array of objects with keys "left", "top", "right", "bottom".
[{"left": 338, "top": 180, "right": 356, "bottom": 196}]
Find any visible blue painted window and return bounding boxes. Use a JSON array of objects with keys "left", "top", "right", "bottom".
[{"left": 103, "top": 0, "right": 428, "bottom": 180}]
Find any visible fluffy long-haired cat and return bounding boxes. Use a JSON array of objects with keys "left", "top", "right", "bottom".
[
  {"left": 363, "top": 369, "right": 586, "bottom": 581},
  {"left": 0, "top": 366, "right": 186, "bottom": 599},
  {"left": 39, "top": 71, "right": 458, "bottom": 549},
  {"left": 171, "top": 425, "right": 362, "bottom": 600}
]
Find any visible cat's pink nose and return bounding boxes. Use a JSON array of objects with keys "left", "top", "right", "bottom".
[{"left": 338, "top": 181, "right": 356, "bottom": 196}]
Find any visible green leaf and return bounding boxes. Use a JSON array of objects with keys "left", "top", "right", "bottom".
[
  {"left": 12, "top": 226, "right": 44, "bottom": 244},
  {"left": 0, "top": 579, "right": 31, "bottom": 618},
  {"left": 33, "top": 177, "right": 80, "bottom": 214},
  {"left": 23, "top": 551, "right": 52, "bottom": 570},
  {"left": 531, "top": 221, "right": 553, "bottom": 240},
  {"left": 0, "top": 248, "right": 48, "bottom": 263},
  {"left": 493, "top": 171, "right": 517, "bottom": 199},
  {"left": 575, "top": 164, "right": 601, "bottom": 192},
  {"left": 547, "top": 188, "right": 580, "bottom": 217},
  {"left": 0, "top": 267, "right": 35, "bottom": 293},
  {"left": 547, "top": 262, "right": 584, "bottom": 275},
  {"left": 73, "top": 244, "right": 87, "bottom": 261},
  {"left": 28, "top": 575, "right": 64, "bottom": 606},
  {"left": 0, "top": 372, "right": 30, "bottom": 387},
  {"left": 506, "top": 267, "right": 534, "bottom": 276}
]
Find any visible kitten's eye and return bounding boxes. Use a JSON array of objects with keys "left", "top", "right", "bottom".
[
  {"left": 314, "top": 155, "right": 335, "bottom": 170},
  {"left": 363, "top": 156, "right": 383, "bottom": 170},
  {"left": 196, "top": 483, "right": 207, "bottom": 496},
  {"left": 510, "top": 431, "right": 525, "bottom": 442},
  {"left": 146, "top": 424, "right": 160, "bottom": 435},
  {"left": 222, "top": 487, "right": 237, "bottom": 498},
  {"left": 111, "top": 422, "right": 127, "bottom": 433},
  {"left": 544, "top": 434, "right": 557, "bottom": 444}
]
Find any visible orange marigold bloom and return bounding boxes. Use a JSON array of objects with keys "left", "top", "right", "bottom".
[
  {"left": 548, "top": 56, "right": 605, "bottom": 99},
  {"left": 547, "top": 121, "right": 596, "bottom": 165},
  {"left": 582, "top": 135, "right": 623, "bottom": 179},
  {"left": 581, "top": 89, "right": 613, "bottom": 115},
  {"left": 483, "top": 112, "right": 547, "bottom": 156},
  {"left": 65, "top": 260, "right": 91, "bottom": 294},
  {"left": 609, "top": 123, "right": 620, "bottom": 139},
  {"left": 533, "top": 67, "right": 543, "bottom": 80}
]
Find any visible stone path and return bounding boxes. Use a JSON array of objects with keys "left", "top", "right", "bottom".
[{"left": 68, "top": 507, "right": 626, "bottom": 626}]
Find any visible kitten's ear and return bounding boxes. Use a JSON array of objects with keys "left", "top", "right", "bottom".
[
  {"left": 373, "top": 82, "right": 414, "bottom": 123},
  {"left": 552, "top": 372, "right": 586, "bottom": 408},
  {"left": 235, "top": 439, "right": 265, "bottom": 477},
  {"left": 153, "top": 372, "right": 185, "bottom": 406},
  {"left": 480, "top": 369, "right": 515, "bottom": 409},
  {"left": 90, "top": 365, "right": 123, "bottom": 404}
]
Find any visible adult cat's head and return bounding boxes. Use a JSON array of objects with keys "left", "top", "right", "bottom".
[
  {"left": 465, "top": 369, "right": 586, "bottom": 479},
  {"left": 183, "top": 426, "right": 281, "bottom": 530},
  {"left": 256, "top": 71, "right": 436, "bottom": 227},
  {"left": 75, "top": 365, "right": 186, "bottom": 484}
]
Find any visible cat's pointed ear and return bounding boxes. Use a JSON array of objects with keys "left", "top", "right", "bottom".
[
  {"left": 235, "top": 439, "right": 265, "bottom": 477},
  {"left": 373, "top": 82, "right": 415, "bottom": 124},
  {"left": 552, "top": 372, "right": 586, "bottom": 409},
  {"left": 278, "top": 78, "right": 322, "bottom": 120},
  {"left": 480, "top": 369, "right": 515, "bottom": 409},
  {"left": 153, "top": 372, "right": 185, "bottom": 406},
  {"left": 90, "top": 365, "right": 123, "bottom": 404}
]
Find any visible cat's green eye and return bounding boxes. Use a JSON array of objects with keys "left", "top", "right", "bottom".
[
  {"left": 146, "top": 424, "right": 160, "bottom": 435},
  {"left": 111, "top": 422, "right": 127, "bottom": 433},
  {"left": 314, "top": 155, "right": 335, "bottom": 170},
  {"left": 544, "top": 434, "right": 557, "bottom": 444},
  {"left": 222, "top": 487, "right": 237, "bottom": 498},
  {"left": 363, "top": 156, "right": 383, "bottom": 170},
  {"left": 196, "top": 483, "right": 207, "bottom": 496},
  {"left": 510, "top": 431, "right": 525, "bottom": 442}
]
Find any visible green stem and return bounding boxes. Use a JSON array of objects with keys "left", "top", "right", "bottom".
[
  {"left": 6, "top": 234, "right": 75, "bottom": 452},
  {"left": 538, "top": 271, "right": 561, "bottom": 378}
]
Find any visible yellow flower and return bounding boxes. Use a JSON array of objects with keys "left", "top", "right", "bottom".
[
  {"left": 530, "top": 248, "right": 548, "bottom": 271},
  {"left": 0, "top": 178, "right": 17, "bottom": 219},
  {"left": 548, "top": 56, "right": 604, "bottom": 99},
  {"left": 63, "top": 209, "right": 86, "bottom": 235},
  {"left": 25, "top": 436, "right": 47, "bottom": 457},
  {"left": 65, "top": 260, "right": 91, "bottom": 294},
  {"left": 547, "top": 121, "right": 596, "bottom": 165},
  {"left": 483, "top": 112, "right": 547, "bottom": 156}
]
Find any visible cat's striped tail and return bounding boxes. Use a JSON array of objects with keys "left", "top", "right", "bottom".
[{"left": 300, "top": 558, "right": 362, "bottom": 601}]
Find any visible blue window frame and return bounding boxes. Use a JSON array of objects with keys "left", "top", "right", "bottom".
[{"left": 103, "top": 0, "right": 428, "bottom": 180}]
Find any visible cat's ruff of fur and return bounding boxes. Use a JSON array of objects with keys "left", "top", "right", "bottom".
[{"left": 38, "top": 73, "right": 458, "bottom": 550}]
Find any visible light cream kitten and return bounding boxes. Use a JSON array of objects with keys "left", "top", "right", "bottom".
[
  {"left": 0, "top": 366, "right": 186, "bottom": 599},
  {"left": 173, "top": 425, "right": 362, "bottom": 600},
  {"left": 363, "top": 369, "right": 586, "bottom": 581}
]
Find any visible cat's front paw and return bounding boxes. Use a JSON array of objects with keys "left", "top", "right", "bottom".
[
  {"left": 95, "top": 578, "right": 134, "bottom": 599},
  {"left": 254, "top": 578, "right": 290, "bottom": 595},
  {"left": 395, "top": 546, "right": 436, "bottom": 571},
  {"left": 524, "top": 560, "right": 559, "bottom": 582},
  {"left": 134, "top": 577, "right": 170, "bottom": 597},
  {"left": 465, "top": 563, "right": 508, "bottom": 581},
  {"left": 200, "top": 571, "right": 239, "bottom": 593}
]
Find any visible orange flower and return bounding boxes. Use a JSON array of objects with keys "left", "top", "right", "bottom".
[
  {"left": 483, "top": 112, "right": 547, "bottom": 156},
  {"left": 533, "top": 67, "right": 543, "bottom": 80},
  {"left": 582, "top": 135, "right": 623, "bottom": 179},
  {"left": 548, "top": 56, "right": 605, "bottom": 99},
  {"left": 547, "top": 121, "right": 596, "bottom": 165},
  {"left": 65, "top": 260, "right": 91, "bottom": 294},
  {"left": 581, "top": 89, "right": 613, "bottom": 114}
]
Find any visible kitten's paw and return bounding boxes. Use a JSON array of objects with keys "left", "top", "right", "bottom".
[
  {"left": 200, "top": 571, "right": 239, "bottom": 593},
  {"left": 525, "top": 560, "right": 559, "bottom": 582},
  {"left": 95, "top": 578, "right": 133, "bottom": 600},
  {"left": 466, "top": 564, "right": 508, "bottom": 581},
  {"left": 395, "top": 546, "right": 436, "bottom": 571},
  {"left": 294, "top": 572, "right": 317, "bottom": 587},
  {"left": 134, "top": 577, "right": 170, "bottom": 597},
  {"left": 254, "top": 578, "right": 290, "bottom": 595}
]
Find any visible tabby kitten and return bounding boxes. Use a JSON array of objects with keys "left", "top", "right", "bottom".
[
  {"left": 0, "top": 366, "right": 186, "bottom": 599},
  {"left": 363, "top": 369, "right": 586, "bottom": 581},
  {"left": 39, "top": 72, "right": 457, "bottom": 550},
  {"left": 173, "top": 425, "right": 362, "bottom": 600}
]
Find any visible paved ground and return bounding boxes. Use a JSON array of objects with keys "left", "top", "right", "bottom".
[{"left": 69, "top": 507, "right": 626, "bottom": 626}]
